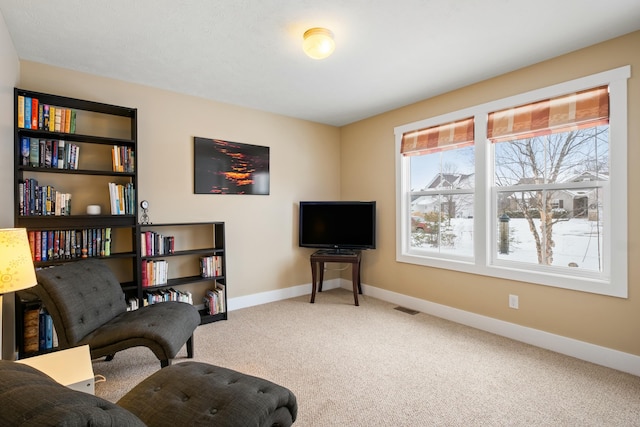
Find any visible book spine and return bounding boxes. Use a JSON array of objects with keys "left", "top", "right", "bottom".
[
  {"left": 38, "top": 308, "right": 46, "bottom": 351},
  {"left": 51, "top": 140, "right": 58, "bottom": 168},
  {"left": 29, "top": 138, "right": 39, "bottom": 167},
  {"left": 57, "top": 140, "right": 65, "bottom": 169},
  {"left": 54, "top": 108, "right": 61, "bottom": 132},
  {"left": 17, "top": 95, "right": 24, "bottom": 128},
  {"left": 31, "top": 98, "right": 39, "bottom": 129},
  {"left": 20, "top": 137, "right": 29, "bottom": 166},
  {"left": 23, "top": 307, "right": 39, "bottom": 353},
  {"left": 45, "top": 311, "right": 53, "bottom": 349},
  {"left": 48, "top": 106, "right": 56, "bottom": 131},
  {"left": 70, "top": 110, "right": 76, "bottom": 133},
  {"left": 38, "top": 102, "right": 44, "bottom": 130},
  {"left": 41, "top": 231, "right": 48, "bottom": 261},
  {"left": 43, "top": 104, "right": 50, "bottom": 130},
  {"left": 64, "top": 108, "right": 71, "bottom": 133},
  {"left": 24, "top": 97, "right": 31, "bottom": 129}
]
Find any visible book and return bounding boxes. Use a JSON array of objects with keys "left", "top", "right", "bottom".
[
  {"left": 60, "top": 108, "right": 66, "bottom": 133},
  {"left": 38, "top": 139, "right": 45, "bottom": 167},
  {"left": 64, "top": 108, "right": 71, "bottom": 133},
  {"left": 47, "top": 230, "right": 54, "bottom": 259},
  {"left": 104, "top": 227, "right": 111, "bottom": 256},
  {"left": 45, "top": 310, "right": 53, "bottom": 349},
  {"left": 48, "top": 106, "right": 56, "bottom": 131},
  {"left": 29, "top": 138, "right": 39, "bottom": 167},
  {"left": 70, "top": 110, "right": 76, "bottom": 133},
  {"left": 54, "top": 108, "right": 62, "bottom": 132},
  {"left": 38, "top": 308, "right": 46, "bottom": 351},
  {"left": 73, "top": 144, "right": 80, "bottom": 169},
  {"left": 31, "top": 98, "right": 39, "bottom": 129},
  {"left": 57, "top": 140, "right": 65, "bottom": 169},
  {"left": 27, "top": 231, "right": 35, "bottom": 259},
  {"left": 41, "top": 231, "right": 48, "bottom": 261},
  {"left": 24, "top": 97, "right": 31, "bottom": 129},
  {"left": 17, "top": 95, "right": 24, "bottom": 128},
  {"left": 20, "top": 137, "right": 30, "bottom": 166},
  {"left": 23, "top": 307, "right": 40, "bottom": 353},
  {"left": 43, "top": 104, "right": 50, "bottom": 130},
  {"left": 44, "top": 140, "right": 52, "bottom": 168},
  {"left": 51, "top": 141, "right": 58, "bottom": 168},
  {"left": 38, "top": 102, "right": 44, "bottom": 130}
]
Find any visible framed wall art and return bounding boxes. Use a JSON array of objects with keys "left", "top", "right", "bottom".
[{"left": 194, "top": 137, "right": 270, "bottom": 195}]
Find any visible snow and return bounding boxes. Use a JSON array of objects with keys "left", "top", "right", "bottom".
[{"left": 412, "top": 218, "right": 603, "bottom": 272}]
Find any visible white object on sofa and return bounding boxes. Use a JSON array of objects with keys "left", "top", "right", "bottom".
[{"left": 17, "top": 344, "right": 95, "bottom": 394}]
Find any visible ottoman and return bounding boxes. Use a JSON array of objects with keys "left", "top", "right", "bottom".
[{"left": 118, "top": 361, "right": 298, "bottom": 426}]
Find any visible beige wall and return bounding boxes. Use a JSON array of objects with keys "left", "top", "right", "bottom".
[
  {"left": 341, "top": 30, "right": 640, "bottom": 356},
  {"left": 14, "top": 62, "right": 342, "bottom": 299}
]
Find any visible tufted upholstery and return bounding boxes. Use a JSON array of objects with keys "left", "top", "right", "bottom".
[
  {"left": 118, "top": 362, "right": 298, "bottom": 427},
  {"left": 0, "top": 361, "right": 145, "bottom": 426},
  {"left": 0, "top": 360, "right": 298, "bottom": 427},
  {"left": 35, "top": 259, "right": 201, "bottom": 367}
]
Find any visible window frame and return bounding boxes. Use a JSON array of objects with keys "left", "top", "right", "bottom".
[{"left": 395, "top": 66, "right": 630, "bottom": 298}]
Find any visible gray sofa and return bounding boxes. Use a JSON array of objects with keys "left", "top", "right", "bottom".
[{"left": 0, "top": 359, "right": 298, "bottom": 426}]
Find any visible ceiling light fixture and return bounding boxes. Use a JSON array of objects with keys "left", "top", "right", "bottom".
[{"left": 303, "top": 27, "right": 335, "bottom": 60}]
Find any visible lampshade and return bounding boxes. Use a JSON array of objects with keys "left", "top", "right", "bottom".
[
  {"left": 303, "top": 27, "right": 335, "bottom": 60},
  {"left": 0, "top": 228, "right": 37, "bottom": 295}
]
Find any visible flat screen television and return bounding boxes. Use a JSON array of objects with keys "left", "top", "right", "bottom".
[{"left": 298, "top": 201, "right": 376, "bottom": 252}]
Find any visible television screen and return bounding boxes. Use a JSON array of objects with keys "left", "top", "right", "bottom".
[{"left": 298, "top": 201, "right": 376, "bottom": 251}]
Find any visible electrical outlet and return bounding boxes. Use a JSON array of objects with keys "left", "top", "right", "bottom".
[{"left": 509, "top": 294, "right": 519, "bottom": 309}]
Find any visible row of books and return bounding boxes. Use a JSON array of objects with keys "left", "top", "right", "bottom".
[
  {"left": 22, "top": 306, "right": 58, "bottom": 354},
  {"left": 27, "top": 228, "right": 112, "bottom": 262},
  {"left": 204, "top": 283, "right": 226, "bottom": 315},
  {"left": 144, "top": 288, "right": 193, "bottom": 306},
  {"left": 18, "top": 179, "right": 71, "bottom": 216},
  {"left": 17, "top": 95, "right": 77, "bottom": 133},
  {"left": 141, "top": 259, "right": 168, "bottom": 287},
  {"left": 112, "top": 145, "right": 135, "bottom": 173},
  {"left": 140, "top": 231, "right": 174, "bottom": 256},
  {"left": 127, "top": 297, "right": 139, "bottom": 311},
  {"left": 200, "top": 255, "right": 223, "bottom": 277},
  {"left": 20, "top": 138, "right": 80, "bottom": 170},
  {"left": 108, "top": 182, "right": 135, "bottom": 215}
]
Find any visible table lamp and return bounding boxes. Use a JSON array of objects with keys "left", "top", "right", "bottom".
[{"left": 0, "top": 228, "right": 37, "bottom": 360}]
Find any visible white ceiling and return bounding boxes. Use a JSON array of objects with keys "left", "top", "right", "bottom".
[{"left": 2, "top": 1, "right": 640, "bottom": 126}]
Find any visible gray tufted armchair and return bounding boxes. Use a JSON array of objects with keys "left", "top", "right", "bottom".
[{"left": 34, "top": 259, "right": 201, "bottom": 368}]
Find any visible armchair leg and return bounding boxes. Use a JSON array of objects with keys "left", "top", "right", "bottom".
[
  {"left": 187, "top": 335, "right": 194, "bottom": 359},
  {"left": 105, "top": 354, "right": 115, "bottom": 362}
]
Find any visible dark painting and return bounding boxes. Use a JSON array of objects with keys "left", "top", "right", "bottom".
[{"left": 194, "top": 137, "right": 270, "bottom": 195}]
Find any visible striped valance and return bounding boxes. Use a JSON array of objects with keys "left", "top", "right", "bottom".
[
  {"left": 401, "top": 117, "right": 474, "bottom": 156},
  {"left": 487, "top": 85, "right": 609, "bottom": 143}
]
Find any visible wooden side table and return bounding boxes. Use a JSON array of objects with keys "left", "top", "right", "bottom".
[{"left": 310, "top": 250, "right": 362, "bottom": 306}]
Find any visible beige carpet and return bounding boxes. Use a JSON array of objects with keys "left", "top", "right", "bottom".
[{"left": 94, "top": 289, "right": 640, "bottom": 426}]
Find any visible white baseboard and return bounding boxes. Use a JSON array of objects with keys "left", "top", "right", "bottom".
[
  {"left": 227, "top": 280, "right": 640, "bottom": 377},
  {"left": 228, "top": 279, "right": 342, "bottom": 311}
]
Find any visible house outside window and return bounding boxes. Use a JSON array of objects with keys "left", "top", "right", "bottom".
[{"left": 395, "top": 66, "right": 629, "bottom": 297}]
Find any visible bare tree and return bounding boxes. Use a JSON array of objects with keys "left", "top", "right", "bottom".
[{"left": 494, "top": 127, "right": 608, "bottom": 265}]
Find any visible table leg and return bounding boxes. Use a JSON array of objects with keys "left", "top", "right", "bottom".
[
  {"left": 318, "top": 262, "right": 325, "bottom": 292},
  {"left": 357, "top": 258, "right": 362, "bottom": 294},
  {"left": 352, "top": 261, "right": 359, "bottom": 306},
  {"left": 310, "top": 260, "right": 317, "bottom": 303}
]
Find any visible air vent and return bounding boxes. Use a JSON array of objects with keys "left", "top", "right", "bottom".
[{"left": 394, "top": 306, "right": 419, "bottom": 315}]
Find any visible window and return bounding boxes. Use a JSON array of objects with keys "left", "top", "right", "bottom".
[{"left": 395, "top": 66, "right": 630, "bottom": 297}]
